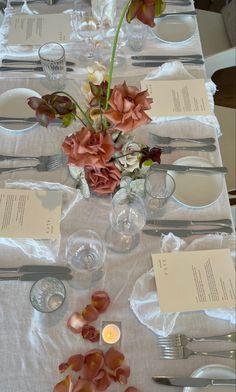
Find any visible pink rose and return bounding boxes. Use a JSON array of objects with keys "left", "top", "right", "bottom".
[
  {"left": 104, "top": 82, "right": 153, "bottom": 132},
  {"left": 86, "top": 163, "right": 121, "bottom": 195},
  {"left": 62, "top": 127, "right": 115, "bottom": 168}
]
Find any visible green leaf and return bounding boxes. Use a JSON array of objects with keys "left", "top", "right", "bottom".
[{"left": 154, "top": 0, "right": 166, "bottom": 17}]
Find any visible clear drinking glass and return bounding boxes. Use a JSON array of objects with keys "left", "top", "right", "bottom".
[
  {"left": 127, "top": 19, "right": 148, "bottom": 52},
  {"left": 38, "top": 42, "right": 66, "bottom": 89},
  {"left": 66, "top": 229, "right": 106, "bottom": 289},
  {"left": 30, "top": 277, "right": 66, "bottom": 313},
  {"left": 108, "top": 189, "right": 146, "bottom": 253},
  {"left": 144, "top": 169, "right": 176, "bottom": 218}
]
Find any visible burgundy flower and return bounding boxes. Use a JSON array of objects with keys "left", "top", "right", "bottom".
[
  {"left": 139, "top": 146, "right": 162, "bottom": 167},
  {"left": 126, "top": 0, "right": 165, "bottom": 27},
  {"left": 62, "top": 127, "right": 115, "bottom": 168},
  {"left": 104, "top": 82, "right": 153, "bottom": 132},
  {"left": 86, "top": 163, "right": 121, "bottom": 195},
  {"left": 27, "top": 93, "right": 76, "bottom": 127}
]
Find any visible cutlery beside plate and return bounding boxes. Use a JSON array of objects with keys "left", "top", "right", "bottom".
[
  {"left": 152, "top": 376, "right": 236, "bottom": 387},
  {"left": 2, "top": 58, "right": 75, "bottom": 66},
  {"left": 146, "top": 218, "right": 232, "bottom": 228},
  {"left": 132, "top": 60, "right": 204, "bottom": 67},
  {"left": 159, "top": 144, "right": 216, "bottom": 153},
  {"left": 0, "top": 273, "right": 72, "bottom": 281},
  {"left": 132, "top": 54, "right": 202, "bottom": 61},
  {"left": 151, "top": 164, "right": 227, "bottom": 173},
  {"left": 0, "top": 116, "right": 62, "bottom": 124},
  {"left": 0, "top": 264, "right": 72, "bottom": 281},
  {"left": 143, "top": 227, "right": 233, "bottom": 237},
  {"left": 0, "top": 67, "right": 74, "bottom": 72},
  {"left": 150, "top": 133, "right": 214, "bottom": 145}
]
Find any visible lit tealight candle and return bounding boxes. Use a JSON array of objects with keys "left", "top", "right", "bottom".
[{"left": 102, "top": 323, "right": 121, "bottom": 345}]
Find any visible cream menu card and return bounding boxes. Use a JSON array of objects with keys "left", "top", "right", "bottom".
[
  {"left": 152, "top": 249, "right": 235, "bottom": 313},
  {"left": 7, "top": 13, "right": 71, "bottom": 45},
  {"left": 141, "top": 79, "right": 211, "bottom": 117},
  {"left": 0, "top": 189, "right": 62, "bottom": 239}
]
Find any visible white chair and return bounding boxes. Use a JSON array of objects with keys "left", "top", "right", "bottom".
[
  {"left": 196, "top": 9, "right": 231, "bottom": 56},
  {"left": 205, "top": 47, "right": 236, "bottom": 191},
  {"left": 205, "top": 47, "right": 236, "bottom": 227}
]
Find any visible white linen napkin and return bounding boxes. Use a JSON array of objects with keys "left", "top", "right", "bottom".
[
  {"left": 129, "top": 233, "right": 236, "bottom": 336},
  {"left": 144, "top": 61, "right": 221, "bottom": 135}
]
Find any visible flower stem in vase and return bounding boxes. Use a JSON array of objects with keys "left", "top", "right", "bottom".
[{"left": 105, "top": 0, "right": 131, "bottom": 110}]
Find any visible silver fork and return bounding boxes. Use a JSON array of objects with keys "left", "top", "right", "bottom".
[
  {"left": 160, "top": 346, "right": 236, "bottom": 360},
  {"left": 151, "top": 134, "right": 215, "bottom": 145},
  {"left": 159, "top": 144, "right": 216, "bottom": 153},
  {"left": 0, "top": 154, "right": 68, "bottom": 174},
  {"left": 0, "top": 153, "right": 65, "bottom": 163},
  {"left": 157, "top": 332, "right": 236, "bottom": 346}
]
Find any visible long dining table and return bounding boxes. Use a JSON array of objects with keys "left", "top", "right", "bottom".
[{"left": 0, "top": 1, "right": 235, "bottom": 391}]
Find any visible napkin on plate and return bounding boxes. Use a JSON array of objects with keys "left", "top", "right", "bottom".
[
  {"left": 129, "top": 233, "right": 236, "bottom": 337},
  {"left": 144, "top": 61, "right": 221, "bottom": 135}
]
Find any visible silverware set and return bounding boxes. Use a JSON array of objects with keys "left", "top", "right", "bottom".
[
  {"left": 132, "top": 54, "right": 204, "bottom": 67},
  {"left": 157, "top": 332, "right": 236, "bottom": 359},
  {"left": 152, "top": 376, "right": 236, "bottom": 387},
  {"left": 159, "top": 144, "right": 216, "bottom": 153},
  {"left": 143, "top": 218, "right": 233, "bottom": 236},
  {"left": 0, "top": 153, "right": 68, "bottom": 173},
  {"left": 151, "top": 133, "right": 215, "bottom": 145},
  {"left": 0, "top": 264, "right": 72, "bottom": 281}
]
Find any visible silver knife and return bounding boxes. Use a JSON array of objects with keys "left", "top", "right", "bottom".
[
  {"left": 151, "top": 164, "right": 228, "bottom": 173},
  {"left": 0, "top": 272, "right": 72, "bottom": 281},
  {"left": 0, "top": 265, "right": 71, "bottom": 273},
  {"left": 143, "top": 227, "right": 233, "bottom": 236},
  {"left": 2, "top": 59, "right": 75, "bottom": 66},
  {"left": 146, "top": 218, "right": 232, "bottom": 227},
  {"left": 131, "top": 54, "right": 202, "bottom": 60},
  {"left": 0, "top": 67, "right": 74, "bottom": 72},
  {"left": 157, "top": 10, "right": 197, "bottom": 17},
  {"left": 132, "top": 60, "right": 204, "bottom": 67},
  {"left": 0, "top": 117, "right": 62, "bottom": 124},
  {"left": 160, "top": 144, "right": 216, "bottom": 153},
  {"left": 152, "top": 376, "right": 236, "bottom": 387}
]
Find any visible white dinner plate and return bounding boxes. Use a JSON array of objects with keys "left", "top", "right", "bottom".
[
  {"left": 183, "top": 364, "right": 236, "bottom": 392},
  {"left": 0, "top": 88, "right": 40, "bottom": 133},
  {"left": 152, "top": 15, "right": 196, "bottom": 44},
  {"left": 168, "top": 156, "right": 224, "bottom": 208}
]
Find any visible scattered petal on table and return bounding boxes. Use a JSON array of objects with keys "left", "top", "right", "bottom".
[
  {"left": 91, "top": 291, "right": 111, "bottom": 313},
  {"left": 82, "top": 304, "right": 99, "bottom": 322},
  {"left": 82, "top": 325, "right": 100, "bottom": 342},
  {"left": 67, "top": 312, "right": 86, "bottom": 334},
  {"left": 83, "top": 349, "right": 105, "bottom": 380},
  {"left": 53, "top": 375, "right": 73, "bottom": 392},
  {"left": 124, "top": 387, "right": 139, "bottom": 392},
  {"left": 68, "top": 354, "right": 84, "bottom": 372},
  {"left": 115, "top": 366, "right": 131, "bottom": 384},
  {"left": 72, "top": 379, "right": 96, "bottom": 392},
  {"left": 93, "top": 369, "right": 111, "bottom": 391},
  {"left": 105, "top": 347, "right": 125, "bottom": 371}
]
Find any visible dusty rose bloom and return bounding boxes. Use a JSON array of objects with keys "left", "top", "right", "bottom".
[
  {"left": 104, "top": 82, "right": 153, "bottom": 132},
  {"left": 62, "top": 127, "right": 115, "bottom": 168},
  {"left": 86, "top": 163, "right": 121, "bottom": 195}
]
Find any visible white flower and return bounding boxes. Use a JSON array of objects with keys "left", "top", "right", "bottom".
[
  {"left": 81, "top": 61, "right": 108, "bottom": 99},
  {"left": 69, "top": 165, "right": 90, "bottom": 198},
  {"left": 115, "top": 140, "right": 142, "bottom": 173}
]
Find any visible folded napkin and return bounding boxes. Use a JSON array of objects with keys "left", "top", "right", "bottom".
[
  {"left": 0, "top": 179, "right": 83, "bottom": 261},
  {"left": 130, "top": 233, "right": 236, "bottom": 336},
  {"left": 144, "top": 61, "right": 221, "bottom": 135}
]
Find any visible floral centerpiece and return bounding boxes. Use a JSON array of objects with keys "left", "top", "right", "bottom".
[{"left": 28, "top": 0, "right": 165, "bottom": 197}]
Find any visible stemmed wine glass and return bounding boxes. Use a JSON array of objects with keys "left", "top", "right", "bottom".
[
  {"left": 76, "top": 11, "right": 99, "bottom": 62},
  {"left": 106, "top": 188, "right": 146, "bottom": 253}
]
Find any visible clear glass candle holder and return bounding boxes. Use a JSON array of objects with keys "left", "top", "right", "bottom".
[
  {"left": 66, "top": 229, "right": 106, "bottom": 289},
  {"left": 30, "top": 277, "right": 66, "bottom": 313},
  {"left": 100, "top": 321, "right": 122, "bottom": 348},
  {"left": 144, "top": 169, "right": 176, "bottom": 218}
]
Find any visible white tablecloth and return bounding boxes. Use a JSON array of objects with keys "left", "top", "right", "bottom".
[{"left": 0, "top": 1, "right": 235, "bottom": 391}]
